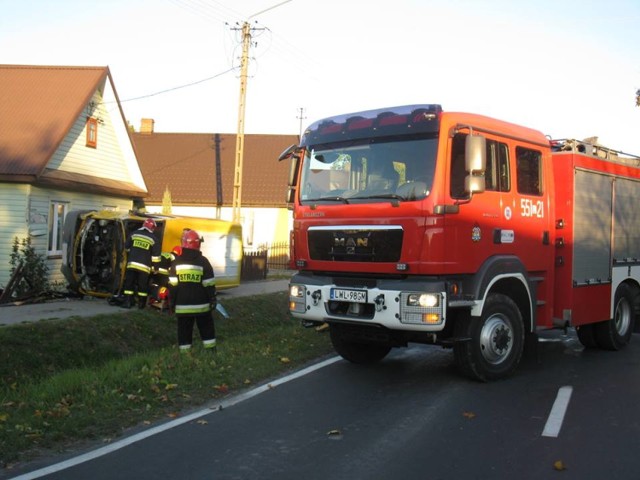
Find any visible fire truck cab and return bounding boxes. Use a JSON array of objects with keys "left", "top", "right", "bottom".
[{"left": 281, "top": 104, "right": 640, "bottom": 381}]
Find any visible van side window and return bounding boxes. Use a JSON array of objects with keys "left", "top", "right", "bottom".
[
  {"left": 516, "top": 147, "right": 542, "bottom": 196},
  {"left": 485, "top": 140, "right": 510, "bottom": 192}
]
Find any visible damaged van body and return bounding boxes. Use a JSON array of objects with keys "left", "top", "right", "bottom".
[{"left": 61, "top": 210, "right": 243, "bottom": 298}]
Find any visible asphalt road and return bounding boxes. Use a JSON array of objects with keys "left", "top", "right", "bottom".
[{"left": 7, "top": 329, "right": 640, "bottom": 480}]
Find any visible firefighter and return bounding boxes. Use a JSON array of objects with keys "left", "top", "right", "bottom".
[
  {"left": 168, "top": 229, "right": 218, "bottom": 353},
  {"left": 122, "top": 218, "right": 161, "bottom": 309},
  {"left": 149, "top": 245, "right": 183, "bottom": 312}
]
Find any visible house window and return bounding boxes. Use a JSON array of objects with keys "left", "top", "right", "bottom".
[
  {"left": 86, "top": 117, "right": 98, "bottom": 148},
  {"left": 48, "top": 202, "right": 68, "bottom": 256}
]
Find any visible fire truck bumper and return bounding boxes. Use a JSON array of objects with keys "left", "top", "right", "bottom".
[{"left": 288, "top": 273, "right": 448, "bottom": 332}]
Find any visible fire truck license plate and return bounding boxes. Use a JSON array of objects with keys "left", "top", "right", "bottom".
[{"left": 330, "top": 288, "right": 367, "bottom": 303}]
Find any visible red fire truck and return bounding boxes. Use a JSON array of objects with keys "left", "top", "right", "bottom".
[{"left": 279, "top": 104, "right": 640, "bottom": 381}]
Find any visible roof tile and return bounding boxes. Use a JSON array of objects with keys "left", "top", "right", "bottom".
[{"left": 132, "top": 132, "right": 298, "bottom": 207}]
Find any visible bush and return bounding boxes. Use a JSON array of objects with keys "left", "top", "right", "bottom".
[{"left": 9, "top": 236, "right": 50, "bottom": 298}]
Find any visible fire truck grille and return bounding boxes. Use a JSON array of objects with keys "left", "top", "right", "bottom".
[{"left": 308, "top": 228, "right": 403, "bottom": 262}]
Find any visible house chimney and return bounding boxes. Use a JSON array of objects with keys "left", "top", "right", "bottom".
[{"left": 140, "top": 118, "right": 155, "bottom": 134}]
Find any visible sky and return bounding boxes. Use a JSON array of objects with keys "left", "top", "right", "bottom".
[{"left": 2, "top": 0, "right": 640, "bottom": 154}]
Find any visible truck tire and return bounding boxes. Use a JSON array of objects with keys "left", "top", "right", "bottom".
[
  {"left": 454, "top": 293, "right": 524, "bottom": 381},
  {"left": 329, "top": 325, "right": 391, "bottom": 364},
  {"left": 594, "top": 283, "right": 636, "bottom": 350},
  {"left": 576, "top": 324, "right": 598, "bottom": 349}
]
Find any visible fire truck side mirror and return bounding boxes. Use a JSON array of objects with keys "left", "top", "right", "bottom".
[
  {"left": 464, "top": 135, "right": 487, "bottom": 195},
  {"left": 465, "top": 135, "right": 486, "bottom": 173},
  {"left": 465, "top": 175, "right": 486, "bottom": 194},
  {"left": 286, "top": 186, "right": 296, "bottom": 205}
]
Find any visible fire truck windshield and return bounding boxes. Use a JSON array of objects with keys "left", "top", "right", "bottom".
[{"left": 300, "top": 137, "right": 437, "bottom": 204}]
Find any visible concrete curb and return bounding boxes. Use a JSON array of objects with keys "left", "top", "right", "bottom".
[{"left": 0, "top": 279, "right": 290, "bottom": 327}]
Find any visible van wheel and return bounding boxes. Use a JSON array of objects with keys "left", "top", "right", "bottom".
[
  {"left": 329, "top": 325, "right": 391, "bottom": 364},
  {"left": 595, "top": 283, "right": 636, "bottom": 350},
  {"left": 454, "top": 293, "right": 524, "bottom": 381}
]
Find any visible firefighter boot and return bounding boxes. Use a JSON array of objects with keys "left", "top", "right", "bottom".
[
  {"left": 138, "top": 296, "right": 147, "bottom": 309},
  {"left": 122, "top": 295, "right": 133, "bottom": 309}
]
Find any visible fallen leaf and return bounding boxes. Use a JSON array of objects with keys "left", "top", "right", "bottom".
[
  {"left": 553, "top": 460, "right": 566, "bottom": 471},
  {"left": 215, "top": 384, "right": 229, "bottom": 394},
  {"left": 197, "top": 419, "right": 208, "bottom": 425},
  {"left": 462, "top": 411, "right": 476, "bottom": 419},
  {"left": 165, "top": 383, "right": 178, "bottom": 391},
  {"left": 280, "top": 357, "right": 291, "bottom": 364}
]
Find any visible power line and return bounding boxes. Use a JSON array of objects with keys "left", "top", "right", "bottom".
[{"left": 117, "top": 67, "right": 236, "bottom": 104}]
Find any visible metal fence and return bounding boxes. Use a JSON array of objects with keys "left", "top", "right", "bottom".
[{"left": 241, "top": 241, "right": 291, "bottom": 281}]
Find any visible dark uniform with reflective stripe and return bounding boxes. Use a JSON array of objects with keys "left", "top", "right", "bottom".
[
  {"left": 168, "top": 247, "right": 217, "bottom": 351},
  {"left": 123, "top": 227, "right": 161, "bottom": 308}
]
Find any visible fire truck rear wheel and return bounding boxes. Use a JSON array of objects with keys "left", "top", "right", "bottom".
[
  {"left": 454, "top": 293, "right": 524, "bottom": 382},
  {"left": 594, "top": 283, "right": 636, "bottom": 350},
  {"left": 329, "top": 325, "right": 391, "bottom": 364}
]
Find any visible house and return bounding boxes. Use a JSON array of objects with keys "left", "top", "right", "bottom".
[
  {"left": 131, "top": 122, "right": 297, "bottom": 250},
  {"left": 0, "top": 64, "right": 147, "bottom": 290}
]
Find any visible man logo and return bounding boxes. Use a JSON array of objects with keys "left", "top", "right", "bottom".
[{"left": 334, "top": 235, "right": 368, "bottom": 254}]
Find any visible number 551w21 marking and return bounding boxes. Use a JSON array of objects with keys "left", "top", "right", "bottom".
[{"left": 521, "top": 199, "right": 544, "bottom": 218}]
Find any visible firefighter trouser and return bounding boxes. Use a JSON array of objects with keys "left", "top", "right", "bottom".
[
  {"left": 177, "top": 312, "right": 216, "bottom": 351},
  {"left": 123, "top": 268, "right": 150, "bottom": 303}
]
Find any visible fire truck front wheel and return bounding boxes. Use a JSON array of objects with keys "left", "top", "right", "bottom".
[
  {"left": 329, "top": 325, "right": 391, "bottom": 364},
  {"left": 454, "top": 293, "right": 525, "bottom": 382}
]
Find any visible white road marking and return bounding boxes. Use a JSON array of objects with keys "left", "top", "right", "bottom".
[
  {"left": 542, "top": 385, "right": 573, "bottom": 438},
  {"left": 8, "top": 356, "right": 342, "bottom": 480}
]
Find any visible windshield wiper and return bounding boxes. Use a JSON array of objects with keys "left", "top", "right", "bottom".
[
  {"left": 357, "top": 193, "right": 405, "bottom": 201},
  {"left": 304, "top": 196, "right": 350, "bottom": 204}
]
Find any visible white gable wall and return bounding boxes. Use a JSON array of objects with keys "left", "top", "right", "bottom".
[{"left": 47, "top": 82, "right": 146, "bottom": 191}]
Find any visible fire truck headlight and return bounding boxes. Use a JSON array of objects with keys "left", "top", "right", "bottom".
[
  {"left": 290, "top": 285, "right": 305, "bottom": 298},
  {"left": 400, "top": 292, "right": 445, "bottom": 326},
  {"left": 407, "top": 293, "right": 439, "bottom": 308},
  {"left": 289, "top": 284, "right": 307, "bottom": 313}
]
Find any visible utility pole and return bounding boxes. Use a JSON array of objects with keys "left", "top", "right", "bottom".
[
  {"left": 231, "top": 0, "right": 293, "bottom": 224},
  {"left": 231, "top": 21, "right": 251, "bottom": 224},
  {"left": 297, "top": 107, "right": 306, "bottom": 138}
]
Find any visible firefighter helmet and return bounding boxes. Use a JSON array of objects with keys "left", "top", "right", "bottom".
[
  {"left": 181, "top": 229, "right": 202, "bottom": 250},
  {"left": 142, "top": 218, "right": 157, "bottom": 232}
]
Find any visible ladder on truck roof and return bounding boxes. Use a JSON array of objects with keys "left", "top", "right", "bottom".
[{"left": 552, "top": 138, "right": 640, "bottom": 167}]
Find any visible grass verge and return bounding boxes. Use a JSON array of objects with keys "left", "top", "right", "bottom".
[{"left": 0, "top": 291, "right": 333, "bottom": 470}]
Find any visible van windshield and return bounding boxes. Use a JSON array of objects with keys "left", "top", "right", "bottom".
[{"left": 299, "top": 136, "right": 438, "bottom": 204}]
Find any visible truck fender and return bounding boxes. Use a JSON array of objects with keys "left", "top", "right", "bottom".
[{"left": 465, "top": 255, "right": 536, "bottom": 333}]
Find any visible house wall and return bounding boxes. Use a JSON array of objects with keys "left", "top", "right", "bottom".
[
  {"left": 30, "top": 187, "right": 132, "bottom": 287},
  {"left": 0, "top": 184, "right": 30, "bottom": 289},
  {"left": 0, "top": 184, "right": 133, "bottom": 289},
  {"left": 144, "top": 205, "right": 292, "bottom": 250}
]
